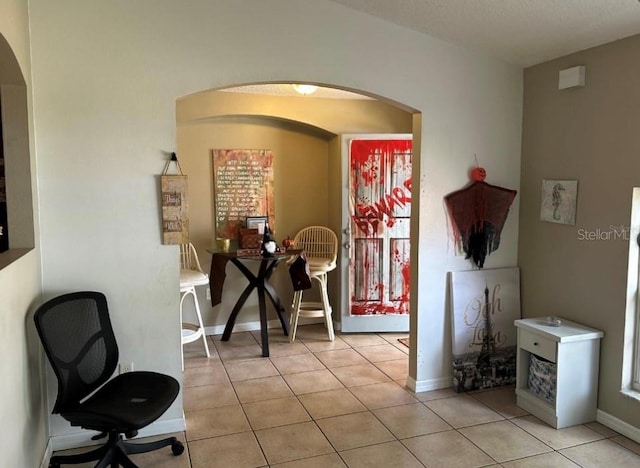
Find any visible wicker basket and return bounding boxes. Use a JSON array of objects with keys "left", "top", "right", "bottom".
[{"left": 528, "top": 353, "right": 557, "bottom": 405}]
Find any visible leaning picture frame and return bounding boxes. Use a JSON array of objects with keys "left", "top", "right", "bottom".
[
  {"left": 246, "top": 216, "right": 268, "bottom": 234},
  {"left": 449, "top": 267, "right": 521, "bottom": 392}
]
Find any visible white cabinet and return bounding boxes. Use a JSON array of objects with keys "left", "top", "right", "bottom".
[{"left": 514, "top": 318, "right": 603, "bottom": 429}]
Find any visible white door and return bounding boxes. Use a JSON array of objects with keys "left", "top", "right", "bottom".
[{"left": 340, "top": 135, "right": 412, "bottom": 332}]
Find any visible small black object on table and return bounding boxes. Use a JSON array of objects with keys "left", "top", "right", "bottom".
[{"left": 210, "top": 251, "right": 293, "bottom": 357}]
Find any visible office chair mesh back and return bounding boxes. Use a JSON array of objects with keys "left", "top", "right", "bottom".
[{"left": 35, "top": 292, "right": 119, "bottom": 413}]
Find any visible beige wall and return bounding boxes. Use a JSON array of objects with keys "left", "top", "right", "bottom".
[
  {"left": 177, "top": 116, "right": 332, "bottom": 327},
  {"left": 178, "top": 119, "right": 331, "bottom": 247},
  {"left": 176, "top": 90, "right": 413, "bottom": 328},
  {"left": 0, "top": 1, "right": 46, "bottom": 467},
  {"left": 520, "top": 34, "right": 640, "bottom": 429}
]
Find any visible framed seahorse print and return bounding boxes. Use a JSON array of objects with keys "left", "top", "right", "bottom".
[{"left": 540, "top": 179, "right": 578, "bottom": 225}]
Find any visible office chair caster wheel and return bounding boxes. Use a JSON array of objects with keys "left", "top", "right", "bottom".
[{"left": 171, "top": 440, "right": 185, "bottom": 456}]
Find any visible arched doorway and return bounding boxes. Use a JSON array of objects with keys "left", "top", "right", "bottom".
[{"left": 175, "top": 83, "right": 422, "bottom": 387}]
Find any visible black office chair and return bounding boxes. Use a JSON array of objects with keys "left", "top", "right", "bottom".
[{"left": 34, "top": 291, "right": 184, "bottom": 468}]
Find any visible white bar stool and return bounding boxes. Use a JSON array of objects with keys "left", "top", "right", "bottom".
[
  {"left": 289, "top": 226, "right": 338, "bottom": 342},
  {"left": 179, "top": 243, "right": 210, "bottom": 369}
]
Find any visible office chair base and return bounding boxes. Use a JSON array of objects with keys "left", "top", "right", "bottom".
[{"left": 49, "top": 431, "right": 183, "bottom": 468}]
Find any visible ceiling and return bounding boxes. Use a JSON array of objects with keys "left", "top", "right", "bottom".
[
  {"left": 330, "top": 0, "right": 640, "bottom": 67},
  {"left": 223, "top": 1, "right": 640, "bottom": 99}
]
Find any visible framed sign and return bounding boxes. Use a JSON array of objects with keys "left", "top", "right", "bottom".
[
  {"left": 449, "top": 267, "right": 521, "bottom": 392},
  {"left": 212, "top": 149, "right": 275, "bottom": 239},
  {"left": 160, "top": 174, "right": 188, "bottom": 245}
]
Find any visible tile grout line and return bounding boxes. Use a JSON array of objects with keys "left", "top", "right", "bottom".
[
  {"left": 212, "top": 329, "right": 344, "bottom": 466},
  {"left": 182, "top": 325, "right": 640, "bottom": 467},
  {"left": 217, "top": 340, "right": 270, "bottom": 467},
  {"left": 246, "top": 329, "right": 414, "bottom": 465}
]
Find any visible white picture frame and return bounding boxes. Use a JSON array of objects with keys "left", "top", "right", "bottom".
[
  {"left": 246, "top": 216, "right": 268, "bottom": 234},
  {"left": 540, "top": 179, "right": 578, "bottom": 225},
  {"left": 449, "top": 267, "right": 521, "bottom": 392}
]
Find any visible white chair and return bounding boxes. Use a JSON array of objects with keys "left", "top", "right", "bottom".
[
  {"left": 289, "top": 226, "right": 338, "bottom": 342},
  {"left": 180, "top": 243, "right": 210, "bottom": 368}
]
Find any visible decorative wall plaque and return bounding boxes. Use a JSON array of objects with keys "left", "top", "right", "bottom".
[{"left": 161, "top": 153, "right": 188, "bottom": 245}]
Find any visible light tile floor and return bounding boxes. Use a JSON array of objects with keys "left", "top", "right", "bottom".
[{"left": 55, "top": 324, "right": 640, "bottom": 467}]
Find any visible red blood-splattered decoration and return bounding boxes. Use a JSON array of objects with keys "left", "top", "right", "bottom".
[
  {"left": 445, "top": 179, "right": 516, "bottom": 269},
  {"left": 349, "top": 139, "right": 412, "bottom": 315}
]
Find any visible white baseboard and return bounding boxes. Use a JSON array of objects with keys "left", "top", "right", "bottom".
[
  {"left": 204, "top": 318, "right": 323, "bottom": 336},
  {"left": 406, "top": 375, "right": 453, "bottom": 393},
  {"left": 50, "top": 417, "right": 186, "bottom": 451},
  {"left": 597, "top": 409, "right": 640, "bottom": 444}
]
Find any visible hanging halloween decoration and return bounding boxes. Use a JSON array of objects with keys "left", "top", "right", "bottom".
[
  {"left": 445, "top": 165, "right": 516, "bottom": 268},
  {"left": 471, "top": 166, "right": 487, "bottom": 182}
]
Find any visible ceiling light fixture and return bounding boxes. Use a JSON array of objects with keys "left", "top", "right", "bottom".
[{"left": 291, "top": 84, "right": 318, "bottom": 96}]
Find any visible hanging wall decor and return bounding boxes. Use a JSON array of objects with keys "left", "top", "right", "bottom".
[
  {"left": 449, "top": 267, "right": 521, "bottom": 392},
  {"left": 445, "top": 166, "right": 517, "bottom": 268},
  {"left": 160, "top": 153, "right": 189, "bottom": 245},
  {"left": 540, "top": 179, "right": 578, "bottom": 225},
  {"left": 212, "top": 149, "right": 275, "bottom": 240}
]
